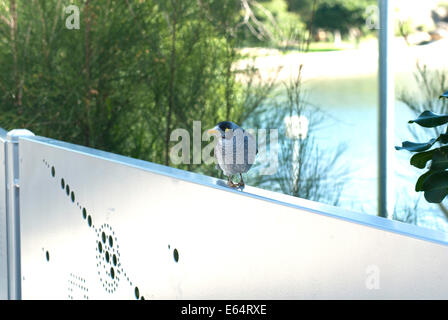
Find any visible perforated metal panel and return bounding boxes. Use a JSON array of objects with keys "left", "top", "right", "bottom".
[
  {"left": 13, "top": 135, "right": 448, "bottom": 299},
  {"left": 0, "top": 128, "right": 7, "bottom": 299}
]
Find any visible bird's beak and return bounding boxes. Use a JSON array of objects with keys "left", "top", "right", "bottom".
[{"left": 207, "top": 129, "right": 219, "bottom": 135}]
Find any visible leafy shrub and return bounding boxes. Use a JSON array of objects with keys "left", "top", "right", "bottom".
[{"left": 396, "top": 91, "right": 448, "bottom": 203}]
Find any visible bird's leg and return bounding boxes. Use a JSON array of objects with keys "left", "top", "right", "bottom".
[
  {"left": 227, "top": 175, "right": 238, "bottom": 188},
  {"left": 237, "top": 173, "right": 245, "bottom": 188}
]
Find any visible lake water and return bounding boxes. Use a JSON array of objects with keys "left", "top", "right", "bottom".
[
  {"left": 302, "top": 73, "right": 448, "bottom": 233},
  {"left": 303, "top": 75, "right": 379, "bottom": 215},
  {"left": 241, "top": 41, "right": 448, "bottom": 233}
]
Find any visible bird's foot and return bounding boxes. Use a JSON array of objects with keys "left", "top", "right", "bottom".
[
  {"left": 236, "top": 174, "right": 245, "bottom": 188},
  {"left": 227, "top": 175, "right": 245, "bottom": 189},
  {"left": 227, "top": 179, "right": 238, "bottom": 188}
]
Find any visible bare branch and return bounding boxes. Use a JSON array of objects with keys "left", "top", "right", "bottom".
[
  {"left": 239, "top": 0, "right": 275, "bottom": 41},
  {"left": 50, "top": 0, "right": 62, "bottom": 40},
  {"left": 250, "top": 0, "right": 284, "bottom": 40},
  {"left": 0, "top": 14, "right": 10, "bottom": 27},
  {"left": 125, "top": 0, "right": 135, "bottom": 18}
]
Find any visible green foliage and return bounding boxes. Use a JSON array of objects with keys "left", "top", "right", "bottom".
[
  {"left": 0, "top": 0, "right": 272, "bottom": 177},
  {"left": 232, "top": 0, "right": 306, "bottom": 47},
  {"left": 286, "top": 0, "right": 376, "bottom": 35},
  {"left": 395, "top": 138, "right": 438, "bottom": 152},
  {"left": 0, "top": 0, "right": 344, "bottom": 207},
  {"left": 0, "top": 0, "right": 163, "bottom": 148},
  {"left": 314, "top": 3, "right": 364, "bottom": 35},
  {"left": 408, "top": 110, "right": 448, "bottom": 128},
  {"left": 396, "top": 94, "right": 448, "bottom": 203}
]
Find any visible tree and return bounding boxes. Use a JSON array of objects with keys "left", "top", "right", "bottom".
[
  {"left": 314, "top": 2, "right": 365, "bottom": 36},
  {"left": 397, "top": 63, "right": 448, "bottom": 220},
  {"left": 247, "top": 66, "right": 348, "bottom": 206},
  {"left": 0, "top": 0, "right": 160, "bottom": 148},
  {"left": 285, "top": 0, "right": 376, "bottom": 38},
  {"left": 0, "top": 0, "right": 273, "bottom": 176},
  {"left": 0, "top": 0, "right": 346, "bottom": 207}
]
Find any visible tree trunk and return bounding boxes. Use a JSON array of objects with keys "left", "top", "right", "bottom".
[
  {"left": 333, "top": 30, "right": 341, "bottom": 46},
  {"left": 165, "top": 1, "right": 177, "bottom": 166},
  {"left": 10, "top": 0, "right": 21, "bottom": 107},
  {"left": 84, "top": 0, "right": 92, "bottom": 146},
  {"left": 224, "top": 43, "right": 234, "bottom": 120}
]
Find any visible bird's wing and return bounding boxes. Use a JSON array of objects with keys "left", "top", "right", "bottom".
[
  {"left": 231, "top": 130, "right": 257, "bottom": 165},
  {"left": 245, "top": 133, "right": 257, "bottom": 163}
]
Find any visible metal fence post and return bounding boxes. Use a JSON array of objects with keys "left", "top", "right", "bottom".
[
  {"left": 378, "top": 0, "right": 395, "bottom": 218},
  {"left": 5, "top": 129, "right": 34, "bottom": 300}
]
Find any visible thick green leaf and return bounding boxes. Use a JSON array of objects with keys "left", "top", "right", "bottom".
[
  {"left": 395, "top": 138, "right": 437, "bottom": 152},
  {"left": 408, "top": 110, "right": 448, "bottom": 128},
  {"left": 412, "top": 146, "right": 448, "bottom": 169},
  {"left": 422, "top": 171, "right": 448, "bottom": 191},
  {"left": 430, "top": 149, "right": 448, "bottom": 170},
  {"left": 440, "top": 91, "right": 448, "bottom": 99},
  {"left": 415, "top": 170, "right": 436, "bottom": 191},
  {"left": 424, "top": 189, "right": 448, "bottom": 203},
  {"left": 410, "top": 150, "right": 434, "bottom": 169},
  {"left": 439, "top": 133, "right": 448, "bottom": 144}
]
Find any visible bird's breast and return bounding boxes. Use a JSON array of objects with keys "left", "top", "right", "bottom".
[{"left": 214, "top": 131, "right": 257, "bottom": 175}]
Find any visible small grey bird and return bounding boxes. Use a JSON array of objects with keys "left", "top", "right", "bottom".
[{"left": 207, "top": 121, "right": 257, "bottom": 188}]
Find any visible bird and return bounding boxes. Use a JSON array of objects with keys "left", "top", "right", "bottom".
[{"left": 207, "top": 121, "right": 257, "bottom": 188}]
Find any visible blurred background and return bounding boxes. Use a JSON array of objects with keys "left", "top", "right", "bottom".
[{"left": 1, "top": 0, "right": 448, "bottom": 232}]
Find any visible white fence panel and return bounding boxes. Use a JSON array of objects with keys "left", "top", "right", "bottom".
[{"left": 11, "top": 134, "right": 448, "bottom": 299}]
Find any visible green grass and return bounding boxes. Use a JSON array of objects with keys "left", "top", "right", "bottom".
[{"left": 279, "top": 41, "right": 356, "bottom": 53}]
